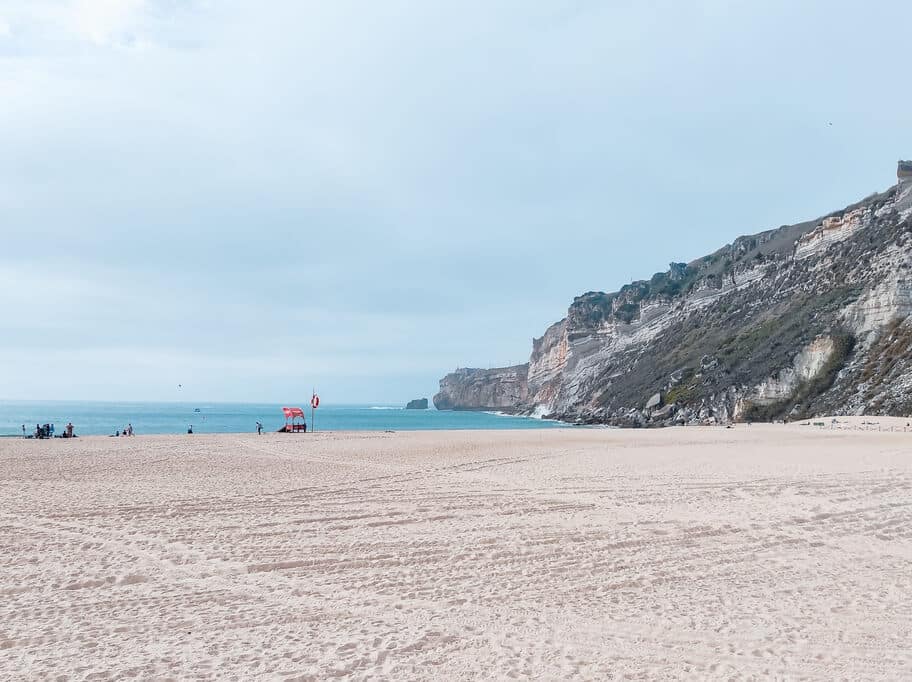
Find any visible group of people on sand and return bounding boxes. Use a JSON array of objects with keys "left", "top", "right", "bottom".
[
  {"left": 26, "top": 422, "right": 75, "bottom": 439},
  {"left": 114, "top": 424, "right": 134, "bottom": 437}
]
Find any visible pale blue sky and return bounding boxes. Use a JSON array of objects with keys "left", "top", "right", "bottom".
[{"left": 2, "top": 1, "right": 910, "bottom": 403}]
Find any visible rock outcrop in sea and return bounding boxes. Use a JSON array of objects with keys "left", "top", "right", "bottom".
[
  {"left": 405, "top": 398, "right": 429, "bottom": 410},
  {"left": 434, "top": 161, "right": 912, "bottom": 425},
  {"left": 433, "top": 366, "right": 529, "bottom": 412}
]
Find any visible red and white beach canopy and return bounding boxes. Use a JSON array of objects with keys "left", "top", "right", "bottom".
[{"left": 282, "top": 407, "right": 305, "bottom": 419}]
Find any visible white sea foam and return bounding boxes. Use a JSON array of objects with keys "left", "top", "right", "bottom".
[
  {"left": 487, "top": 407, "right": 543, "bottom": 419},
  {"left": 530, "top": 405, "right": 550, "bottom": 419},
  {"left": 484, "top": 409, "right": 568, "bottom": 425}
]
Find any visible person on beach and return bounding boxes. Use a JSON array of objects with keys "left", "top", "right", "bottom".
[
  {"left": 21, "top": 424, "right": 25, "bottom": 438},
  {"left": 127, "top": 423, "right": 133, "bottom": 436},
  {"left": 188, "top": 425, "right": 193, "bottom": 434},
  {"left": 66, "top": 422, "right": 74, "bottom": 438},
  {"left": 256, "top": 421, "right": 262, "bottom": 435}
]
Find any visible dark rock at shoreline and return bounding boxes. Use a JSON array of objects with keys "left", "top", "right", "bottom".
[{"left": 406, "top": 398, "right": 429, "bottom": 410}]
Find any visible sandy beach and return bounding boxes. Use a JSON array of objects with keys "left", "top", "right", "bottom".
[{"left": 1, "top": 426, "right": 910, "bottom": 679}]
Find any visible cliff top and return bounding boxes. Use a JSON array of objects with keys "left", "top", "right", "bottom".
[{"left": 567, "top": 184, "right": 899, "bottom": 330}]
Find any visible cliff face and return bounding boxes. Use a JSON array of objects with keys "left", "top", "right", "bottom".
[
  {"left": 436, "top": 173, "right": 912, "bottom": 425},
  {"left": 433, "top": 365, "right": 529, "bottom": 411}
]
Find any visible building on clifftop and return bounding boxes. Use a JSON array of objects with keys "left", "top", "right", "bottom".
[{"left": 899, "top": 159, "right": 912, "bottom": 184}]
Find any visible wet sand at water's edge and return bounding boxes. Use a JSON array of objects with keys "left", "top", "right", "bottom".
[{"left": 1, "top": 425, "right": 910, "bottom": 679}]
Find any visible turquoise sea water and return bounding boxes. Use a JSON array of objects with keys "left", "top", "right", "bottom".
[{"left": 0, "top": 401, "right": 565, "bottom": 437}]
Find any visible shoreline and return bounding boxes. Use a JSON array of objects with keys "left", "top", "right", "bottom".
[
  {"left": 7, "top": 413, "right": 912, "bottom": 440},
  {"left": 0, "top": 403, "right": 565, "bottom": 438}
]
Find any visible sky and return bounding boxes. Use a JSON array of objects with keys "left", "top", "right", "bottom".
[{"left": 2, "top": 0, "right": 911, "bottom": 404}]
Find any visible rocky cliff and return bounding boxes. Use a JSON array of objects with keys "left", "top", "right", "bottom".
[
  {"left": 434, "top": 365, "right": 529, "bottom": 412},
  {"left": 435, "top": 166, "right": 912, "bottom": 425}
]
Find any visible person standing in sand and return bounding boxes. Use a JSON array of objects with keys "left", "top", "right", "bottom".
[
  {"left": 256, "top": 421, "right": 262, "bottom": 435},
  {"left": 127, "top": 423, "right": 133, "bottom": 436}
]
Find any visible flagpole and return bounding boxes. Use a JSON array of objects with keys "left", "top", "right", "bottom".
[{"left": 311, "top": 387, "right": 315, "bottom": 433}]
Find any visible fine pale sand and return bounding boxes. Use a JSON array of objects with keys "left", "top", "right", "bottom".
[{"left": 1, "top": 426, "right": 910, "bottom": 679}]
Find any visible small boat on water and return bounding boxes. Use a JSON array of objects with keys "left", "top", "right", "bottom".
[{"left": 194, "top": 408, "right": 201, "bottom": 412}]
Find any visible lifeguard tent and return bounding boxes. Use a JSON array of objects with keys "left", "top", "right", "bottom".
[{"left": 279, "top": 407, "right": 307, "bottom": 433}]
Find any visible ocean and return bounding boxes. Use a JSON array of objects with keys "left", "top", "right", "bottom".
[{"left": 0, "top": 401, "right": 566, "bottom": 437}]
